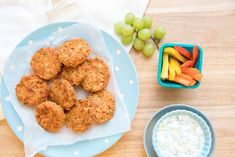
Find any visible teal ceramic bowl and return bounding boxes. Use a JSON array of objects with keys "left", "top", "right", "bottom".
[{"left": 157, "top": 43, "right": 203, "bottom": 88}]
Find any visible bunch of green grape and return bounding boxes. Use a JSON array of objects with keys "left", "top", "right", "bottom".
[{"left": 114, "top": 13, "right": 166, "bottom": 57}]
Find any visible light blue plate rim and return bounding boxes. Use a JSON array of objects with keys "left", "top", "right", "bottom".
[
  {"left": 0, "top": 22, "right": 139, "bottom": 157},
  {"left": 143, "top": 104, "right": 216, "bottom": 157}
]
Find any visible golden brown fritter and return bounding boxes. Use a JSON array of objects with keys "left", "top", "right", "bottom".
[
  {"left": 49, "top": 79, "right": 77, "bottom": 110},
  {"left": 31, "top": 47, "right": 62, "bottom": 80},
  {"left": 58, "top": 38, "right": 91, "bottom": 67},
  {"left": 60, "top": 61, "right": 88, "bottom": 86},
  {"left": 82, "top": 58, "right": 110, "bottom": 92},
  {"left": 66, "top": 99, "right": 93, "bottom": 132},
  {"left": 88, "top": 90, "right": 115, "bottom": 124},
  {"left": 35, "top": 101, "right": 65, "bottom": 132},
  {"left": 16, "top": 75, "right": 48, "bottom": 106}
]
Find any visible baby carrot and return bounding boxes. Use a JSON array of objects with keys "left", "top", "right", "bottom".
[
  {"left": 181, "top": 60, "right": 193, "bottom": 68},
  {"left": 190, "top": 80, "right": 197, "bottom": 86},
  {"left": 174, "top": 46, "right": 191, "bottom": 59},
  {"left": 191, "top": 46, "right": 199, "bottom": 67},
  {"left": 194, "top": 73, "right": 203, "bottom": 81},
  {"left": 181, "top": 67, "right": 203, "bottom": 82},
  {"left": 181, "top": 67, "right": 200, "bottom": 77},
  {"left": 173, "top": 75, "right": 191, "bottom": 86},
  {"left": 178, "top": 73, "right": 193, "bottom": 80}
]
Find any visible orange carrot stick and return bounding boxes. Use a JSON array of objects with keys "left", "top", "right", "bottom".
[
  {"left": 181, "top": 60, "right": 193, "bottom": 68},
  {"left": 174, "top": 46, "right": 191, "bottom": 59},
  {"left": 191, "top": 46, "right": 199, "bottom": 67},
  {"left": 190, "top": 80, "right": 197, "bottom": 86},
  {"left": 181, "top": 67, "right": 203, "bottom": 81},
  {"left": 194, "top": 74, "right": 203, "bottom": 82},
  {"left": 173, "top": 75, "right": 191, "bottom": 86},
  {"left": 181, "top": 67, "right": 200, "bottom": 77},
  {"left": 178, "top": 73, "right": 197, "bottom": 86},
  {"left": 178, "top": 73, "right": 193, "bottom": 80}
]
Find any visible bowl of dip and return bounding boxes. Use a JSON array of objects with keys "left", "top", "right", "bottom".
[
  {"left": 144, "top": 104, "right": 215, "bottom": 157},
  {"left": 152, "top": 110, "right": 211, "bottom": 157}
]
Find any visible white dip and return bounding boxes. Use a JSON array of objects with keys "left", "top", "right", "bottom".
[{"left": 155, "top": 111, "right": 205, "bottom": 157}]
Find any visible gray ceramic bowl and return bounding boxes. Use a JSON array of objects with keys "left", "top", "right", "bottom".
[{"left": 144, "top": 104, "right": 215, "bottom": 157}]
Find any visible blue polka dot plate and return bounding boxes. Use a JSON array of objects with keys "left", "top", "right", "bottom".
[{"left": 0, "top": 22, "right": 139, "bottom": 157}]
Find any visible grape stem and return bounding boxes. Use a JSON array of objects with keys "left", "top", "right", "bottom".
[
  {"left": 151, "top": 36, "right": 160, "bottom": 50},
  {"left": 134, "top": 30, "right": 161, "bottom": 50}
]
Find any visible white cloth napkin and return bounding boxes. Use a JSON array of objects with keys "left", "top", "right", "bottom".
[{"left": 0, "top": 0, "right": 150, "bottom": 120}]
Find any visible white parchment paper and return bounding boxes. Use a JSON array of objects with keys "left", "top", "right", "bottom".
[{"left": 2, "top": 23, "right": 131, "bottom": 157}]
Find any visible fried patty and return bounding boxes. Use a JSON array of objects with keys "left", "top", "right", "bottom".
[
  {"left": 82, "top": 58, "right": 110, "bottom": 92},
  {"left": 60, "top": 61, "right": 88, "bottom": 86},
  {"left": 66, "top": 99, "right": 93, "bottom": 132},
  {"left": 31, "top": 47, "right": 62, "bottom": 80},
  {"left": 58, "top": 38, "right": 91, "bottom": 67},
  {"left": 35, "top": 101, "right": 65, "bottom": 132},
  {"left": 88, "top": 90, "right": 115, "bottom": 124},
  {"left": 16, "top": 75, "right": 48, "bottom": 106},
  {"left": 49, "top": 79, "right": 76, "bottom": 110}
]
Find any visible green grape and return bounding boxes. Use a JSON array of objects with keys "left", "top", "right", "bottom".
[
  {"left": 143, "top": 16, "right": 152, "bottom": 28},
  {"left": 138, "top": 28, "right": 151, "bottom": 41},
  {"left": 121, "top": 35, "right": 133, "bottom": 46},
  {"left": 122, "top": 24, "right": 134, "bottom": 36},
  {"left": 154, "top": 26, "right": 166, "bottom": 40},
  {"left": 133, "top": 18, "right": 144, "bottom": 30},
  {"left": 125, "top": 12, "right": 135, "bottom": 25},
  {"left": 114, "top": 22, "right": 125, "bottom": 35},
  {"left": 143, "top": 42, "right": 155, "bottom": 57},
  {"left": 133, "top": 38, "right": 145, "bottom": 51}
]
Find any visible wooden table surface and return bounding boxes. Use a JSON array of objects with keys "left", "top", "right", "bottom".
[{"left": 1, "top": 0, "right": 235, "bottom": 156}]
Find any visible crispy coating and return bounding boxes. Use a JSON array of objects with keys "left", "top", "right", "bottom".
[
  {"left": 60, "top": 61, "right": 88, "bottom": 86},
  {"left": 31, "top": 47, "right": 62, "bottom": 80},
  {"left": 58, "top": 38, "right": 91, "bottom": 67},
  {"left": 66, "top": 99, "right": 93, "bottom": 132},
  {"left": 16, "top": 75, "right": 48, "bottom": 106},
  {"left": 49, "top": 79, "right": 76, "bottom": 110},
  {"left": 82, "top": 58, "right": 110, "bottom": 92},
  {"left": 88, "top": 90, "right": 115, "bottom": 124},
  {"left": 35, "top": 101, "right": 65, "bottom": 132}
]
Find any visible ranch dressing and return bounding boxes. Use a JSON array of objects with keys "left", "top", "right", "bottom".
[{"left": 156, "top": 112, "right": 205, "bottom": 157}]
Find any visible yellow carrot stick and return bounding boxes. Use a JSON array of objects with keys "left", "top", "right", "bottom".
[
  {"left": 168, "top": 66, "right": 176, "bottom": 81},
  {"left": 169, "top": 57, "right": 181, "bottom": 75},
  {"left": 160, "top": 53, "right": 169, "bottom": 80},
  {"left": 164, "top": 47, "right": 187, "bottom": 63}
]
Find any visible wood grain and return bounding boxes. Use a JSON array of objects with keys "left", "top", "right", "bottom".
[{"left": 1, "top": 0, "right": 235, "bottom": 156}]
